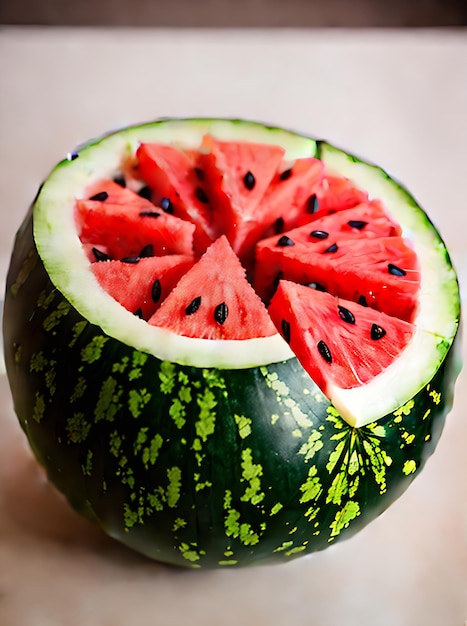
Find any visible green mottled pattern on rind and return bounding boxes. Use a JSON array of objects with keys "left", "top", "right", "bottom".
[{"left": 3, "top": 212, "right": 459, "bottom": 568}]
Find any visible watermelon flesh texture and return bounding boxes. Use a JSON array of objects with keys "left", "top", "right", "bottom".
[
  {"left": 76, "top": 134, "right": 422, "bottom": 404},
  {"left": 136, "top": 143, "right": 217, "bottom": 254},
  {"left": 254, "top": 233, "right": 420, "bottom": 321},
  {"left": 314, "top": 173, "right": 369, "bottom": 214},
  {"left": 148, "top": 236, "right": 277, "bottom": 339},
  {"left": 266, "top": 200, "right": 402, "bottom": 245},
  {"left": 198, "top": 135, "right": 285, "bottom": 255},
  {"left": 91, "top": 255, "right": 194, "bottom": 320},
  {"left": 268, "top": 280, "right": 415, "bottom": 391},
  {"left": 233, "top": 157, "right": 324, "bottom": 266},
  {"left": 77, "top": 180, "right": 195, "bottom": 259}
]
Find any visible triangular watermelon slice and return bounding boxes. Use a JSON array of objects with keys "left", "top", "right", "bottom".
[
  {"left": 91, "top": 255, "right": 194, "bottom": 320},
  {"left": 234, "top": 157, "right": 324, "bottom": 263},
  {"left": 77, "top": 180, "right": 195, "bottom": 259},
  {"left": 148, "top": 236, "right": 277, "bottom": 339},
  {"left": 268, "top": 280, "right": 415, "bottom": 392},
  {"left": 136, "top": 143, "right": 217, "bottom": 253},
  {"left": 199, "top": 135, "right": 285, "bottom": 255},
  {"left": 255, "top": 233, "right": 420, "bottom": 322},
  {"left": 261, "top": 200, "right": 401, "bottom": 248}
]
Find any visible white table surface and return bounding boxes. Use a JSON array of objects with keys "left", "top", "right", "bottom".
[{"left": 0, "top": 27, "right": 466, "bottom": 626}]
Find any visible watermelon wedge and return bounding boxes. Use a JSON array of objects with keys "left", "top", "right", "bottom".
[
  {"left": 268, "top": 280, "right": 416, "bottom": 422},
  {"left": 92, "top": 254, "right": 194, "bottom": 320},
  {"left": 136, "top": 142, "right": 217, "bottom": 253},
  {"left": 3, "top": 118, "right": 460, "bottom": 569},
  {"left": 255, "top": 232, "right": 420, "bottom": 321},
  {"left": 77, "top": 180, "right": 195, "bottom": 259},
  {"left": 199, "top": 135, "right": 285, "bottom": 255},
  {"left": 149, "top": 236, "right": 276, "bottom": 339},
  {"left": 234, "top": 156, "right": 324, "bottom": 264}
]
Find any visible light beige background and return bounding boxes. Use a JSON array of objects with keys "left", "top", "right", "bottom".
[{"left": 0, "top": 28, "right": 466, "bottom": 626}]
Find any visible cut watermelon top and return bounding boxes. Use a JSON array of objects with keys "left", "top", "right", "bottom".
[{"left": 43, "top": 120, "right": 457, "bottom": 426}]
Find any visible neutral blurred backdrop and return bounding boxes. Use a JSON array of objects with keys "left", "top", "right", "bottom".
[{"left": 1, "top": 0, "right": 467, "bottom": 27}]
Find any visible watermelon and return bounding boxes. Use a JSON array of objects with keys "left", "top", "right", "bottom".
[
  {"left": 77, "top": 179, "right": 195, "bottom": 260},
  {"left": 268, "top": 281, "right": 416, "bottom": 424},
  {"left": 136, "top": 142, "right": 217, "bottom": 253},
  {"left": 148, "top": 236, "right": 277, "bottom": 340},
  {"left": 197, "top": 135, "right": 285, "bottom": 255},
  {"left": 2, "top": 118, "right": 460, "bottom": 569},
  {"left": 255, "top": 231, "right": 420, "bottom": 321},
  {"left": 92, "top": 254, "right": 194, "bottom": 320}
]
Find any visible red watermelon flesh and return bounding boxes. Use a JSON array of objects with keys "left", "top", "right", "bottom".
[
  {"left": 148, "top": 236, "right": 276, "bottom": 340},
  {"left": 254, "top": 235, "right": 420, "bottom": 322},
  {"left": 91, "top": 255, "right": 194, "bottom": 320},
  {"left": 268, "top": 280, "right": 415, "bottom": 390},
  {"left": 234, "top": 157, "right": 324, "bottom": 264},
  {"left": 136, "top": 143, "right": 217, "bottom": 253},
  {"left": 198, "top": 135, "right": 285, "bottom": 255},
  {"left": 259, "top": 200, "right": 401, "bottom": 250},
  {"left": 316, "top": 173, "right": 369, "bottom": 214},
  {"left": 74, "top": 136, "right": 423, "bottom": 394},
  {"left": 76, "top": 180, "right": 195, "bottom": 260}
]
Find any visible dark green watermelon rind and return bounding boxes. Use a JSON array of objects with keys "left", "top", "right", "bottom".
[{"left": 3, "top": 211, "right": 460, "bottom": 568}]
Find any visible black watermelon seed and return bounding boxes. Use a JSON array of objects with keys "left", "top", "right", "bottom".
[
  {"left": 139, "top": 244, "right": 154, "bottom": 258},
  {"left": 138, "top": 186, "right": 153, "bottom": 201},
  {"left": 195, "top": 187, "right": 209, "bottom": 204},
  {"left": 281, "top": 319, "right": 291, "bottom": 343},
  {"left": 279, "top": 168, "right": 293, "bottom": 181},
  {"left": 67, "top": 152, "right": 79, "bottom": 161},
  {"left": 243, "top": 171, "right": 256, "bottom": 190},
  {"left": 139, "top": 210, "right": 161, "bottom": 218},
  {"left": 92, "top": 247, "right": 111, "bottom": 262},
  {"left": 277, "top": 235, "right": 295, "bottom": 247},
  {"left": 89, "top": 191, "right": 109, "bottom": 202},
  {"left": 317, "top": 340, "right": 332, "bottom": 363},
  {"left": 307, "top": 281, "right": 327, "bottom": 292},
  {"left": 275, "top": 217, "right": 284, "bottom": 234},
  {"left": 194, "top": 167, "right": 205, "bottom": 181},
  {"left": 134, "top": 308, "right": 144, "bottom": 319},
  {"left": 152, "top": 279, "right": 162, "bottom": 303},
  {"left": 371, "top": 323, "right": 386, "bottom": 340},
  {"left": 185, "top": 296, "right": 201, "bottom": 315},
  {"left": 348, "top": 220, "right": 367, "bottom": 230},
  {"left": 358, "top": 295, "right": 369, "bottom": 307},
  {"left": 323, "top": 243, "right": 338, "bottom": 253},
  {"left": 310, "top": 230, "right": 329, "bottom": 240},
  {"left": 388, "top": 263, "right": 407, "bottom": 277},
  {"left": 121, "top": 256, "right": 140, "bottom": 264},
  {"left": 160, "top": 197, "right": 174, "bottom": 213},
  {"left": 338, "top": 305, "right": 355, "bottom": 324},
  {"left": 306, "top": 193, "right": 319, "bottom": 213},
  {"left": 214, "top": 302, "right": 229, "bottom": 325},
  {"left": 113, "top": 174, "right": 126, "bottom": 187}
]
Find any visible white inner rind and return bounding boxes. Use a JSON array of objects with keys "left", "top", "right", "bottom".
[{"left": 33, "top": 118, "right": 460, "bottom": 426}]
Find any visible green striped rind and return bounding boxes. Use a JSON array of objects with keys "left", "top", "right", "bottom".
[{"left": 3, "top": 211, "right": 459, "bottom": 568}]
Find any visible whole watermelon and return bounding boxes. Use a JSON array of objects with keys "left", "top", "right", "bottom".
[{"left": 2, "top": 118, "right": 461, "bottom": 568}]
